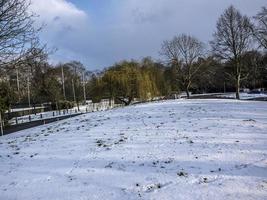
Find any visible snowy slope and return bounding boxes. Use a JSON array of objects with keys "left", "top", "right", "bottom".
[{"left": 0, "top": 99, "right": 267, "bottom": 200}]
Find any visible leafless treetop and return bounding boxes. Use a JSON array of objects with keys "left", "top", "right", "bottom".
[{"left": 0, "top": 0, "right": 39, "bottom": 66}]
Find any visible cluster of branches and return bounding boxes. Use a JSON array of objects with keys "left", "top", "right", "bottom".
[
  {"left": 1, "top": 3, "right": 267, "bottom": 115},
  {"left": 1, "top": 50, "right": 267, "bottom": 114},
  {"left": 0, "top": 0, "right": 41, "bottom": 66},
  {"left": 161, "top": 5, "right": 267, "bottom": 99},
  {"left": 0, "top": 0, "right": 44, "bottom": 114},
  {"left": 0, "top": 57, "right": 89, "bottom": 113}
]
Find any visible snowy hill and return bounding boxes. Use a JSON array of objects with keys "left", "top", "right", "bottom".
[{"left": 0, "top": 99, "right": 267, "bottom": 200}]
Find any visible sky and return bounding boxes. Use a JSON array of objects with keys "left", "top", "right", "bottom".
[{"left": 30, "top": 0, "right": 266, "bottom": 70}]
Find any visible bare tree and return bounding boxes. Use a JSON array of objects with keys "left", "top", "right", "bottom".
[
  {"left": 0, "top": 0, "right": 39, "bottom": 67},
  {"left": 65, "top": 61, "right": 87, "bottom": 110},
  {"left": 211, "top": 6, "right": 253, "bottom": 99},
  {"left": 161, "top": 34, "right": 204, "bottom": 98},
  {"left": 253, "top": 7, "right": 267, "bottom": 49}
]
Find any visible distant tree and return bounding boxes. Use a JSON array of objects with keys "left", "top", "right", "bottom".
[
  {"left": 253, "top": 7, "right": 267, "bottom": 49},
  {"left": 191, "top": 57, "right": 224, "bottom": 93},
  {"left": 22, "top": 47, "right": 49, "bottom": 106},
  {"left": 241, "top": 50, "right": 267, "bottom": 89},
  {"left": 140, "top": 57, "right": 168, "bottom": 96},
  {"left": 0, "top": 81, "right": 15, "bottom": 116},
  {"left": 262, "top": 52, "right": 267, "bottom": 88},
  {"left": 163, "top": 65, "right": 180, "bottom": 93},
  {"left": 44, "top": 69, "right": 63, "bottom": 109},
  {"left": 211, "top": 6, "right": 253, "bottom": 99},
  {"left": 101, "top": 69, "right": 119, "bottom": 102},
  {"left": 88, "top": 73, "right": 104, "bottom": 103},
  {"left": 101, "top": 60, "right": 158, "bottom": 105},
  {"left": 102, "top": 61, "right": 140, "bottom": 105},
  {"left": 63, "top": 61, "right": 86, "bottom": 110},
  {"left": 161, "top": 34, "right": 204, "bottom": 98},
  {"left": 54, "top": 63, "right": 75, "bottom": 102}
]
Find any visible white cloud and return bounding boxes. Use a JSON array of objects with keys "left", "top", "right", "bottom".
[
  {"left": 31, "top": 0, "right": 88, "bottom": 26},
  {"left": 30, "top": 0, "right": 91, "bottom": 65}
]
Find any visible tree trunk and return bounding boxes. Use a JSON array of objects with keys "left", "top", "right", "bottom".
[
  {"left": 186, "top": 81, "right": 191, "bottom": 99},
  {"left": 109, "top": 98, "right": 114, "bottom": 107},
  {"left": 186, "top": 89, "right": 190, "bottom": 99},
  {"left": 76, "top": 99, "right": 80, "bottom": 111},
  {"left": 235, "top": 59, "right": 241, "bottom": 100},
  {"left": 16, "top": 68, "right": 21, "bottom": 101},
  {"left": 116, "top": 96, "right": 132, "bottom": 106},
  {"left": 56, "top": 101, "right": 59, "bottom": 111},
  {"left": 236, "top": 73, "right": 240, "bottom": 100},
  {"left": 0, "top": 113, "right": 3, "bottom": 136},
  {"left": 127, "top": 96, "right": 133, "bottom": 105}
]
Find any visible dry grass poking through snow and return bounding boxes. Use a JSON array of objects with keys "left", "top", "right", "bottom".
[{"left": 0, "top": 99, "right": 267, "bottom": 200}]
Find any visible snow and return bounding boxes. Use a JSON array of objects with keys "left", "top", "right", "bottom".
[
  {"left": 8, "top": 108, "right": 79, "bottom": 125},
  {"left": 0, "top": 99, "right": 267, "bottom": 200},
  {"left": 5, "top": 107, "right": 45, "bottom": 113},
  {"left": 8, "top": 103, "right": 119, "bottom": 125},
  {"left": 215, "top": 92, "right": 267, "bottom": 100}
]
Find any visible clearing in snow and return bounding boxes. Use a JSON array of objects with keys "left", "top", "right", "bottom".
[{"left": 0, "top": 99, "right": 267, "bottom": 200}]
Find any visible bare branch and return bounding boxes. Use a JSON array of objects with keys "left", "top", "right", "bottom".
[{"left": 0, "top": 0, "right": 40, "bottom": 67}]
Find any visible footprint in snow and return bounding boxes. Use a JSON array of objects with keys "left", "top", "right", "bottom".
[
  {"left": 67, "top": 175, "right": 76, "bottom": 182},
  {"left": 243, "top": 119, "right": 256, "bottom": 122},
  {"left": 137, "top": 181, "right": 172, "bottom": 193}
]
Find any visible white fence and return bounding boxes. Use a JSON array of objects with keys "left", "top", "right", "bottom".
[{"left": 8, "top": 101, "right": 123, "bottom": 126}]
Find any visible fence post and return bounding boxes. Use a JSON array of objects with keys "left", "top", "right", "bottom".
[
  {"left": 29, "top": 115, "right": 31, "bottom": 122},
  {"left": 16, "top": 117, "right": 18, "bottom": 125}
]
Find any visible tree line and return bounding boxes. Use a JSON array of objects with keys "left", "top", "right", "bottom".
[{"left": 0, "top": 1, "right": 267, "bottom": 116}]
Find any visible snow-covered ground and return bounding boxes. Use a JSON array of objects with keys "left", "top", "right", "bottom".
[
  {"left": 0, "top": 99, "right": 267, "bottom": 200},
  {"left": 215, "top": 92, "right": 267, "bottom": 100},
  {"left": 8, "top": 108, "right": 80, "bottom": 125},
  {"left": 8, "top": 103, "right": 121, "bottom": 125},
  {"left": 5, "top": 107, "right": 45, "bottom": 113}
]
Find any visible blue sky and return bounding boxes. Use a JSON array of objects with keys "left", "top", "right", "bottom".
[{"left": 31, "top": 0, "right": 267, "bottom": 70}]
